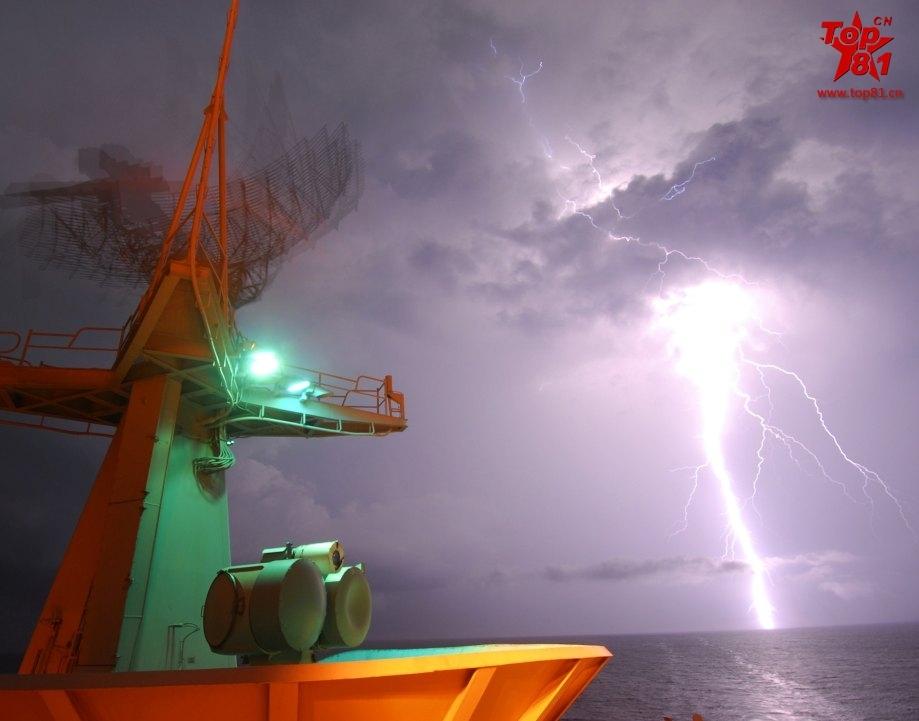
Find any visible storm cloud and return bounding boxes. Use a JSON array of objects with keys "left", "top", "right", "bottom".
[{"left": 543, "top": 557, "right": 749, "bottom": 584}]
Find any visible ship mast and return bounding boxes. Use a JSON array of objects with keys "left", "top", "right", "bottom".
[
  {"left": 1, "top": 0, "right": 405, "bottom": 674},
  {"left": 148, "top": 0, "right": 237, "bottom": 317},
  {"left": 130, "top": 0, "right": 240, "bottom": 400}
]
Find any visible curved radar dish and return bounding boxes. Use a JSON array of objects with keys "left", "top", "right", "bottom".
[{"left": 2, "top": 123, "right": 363, "bottom": 307}]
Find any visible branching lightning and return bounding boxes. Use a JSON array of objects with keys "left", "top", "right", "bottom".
[
  {"left": 748, "top": 361, "right": 914, "bottom": 531},
  {"left": 655, "top": 283, "right": 914, "bottom": 629},
  {"left": 661, "top": 157, "right": 717, "bottom": 201},
  {"left": 489, "top": 47, "right": 914, "bottom": 630},
  {"left": 504, "top": 59, "right": 553, "bottom": 158},
  {"left": 507, "top": 60, "right": 543, "bottom": 103}
]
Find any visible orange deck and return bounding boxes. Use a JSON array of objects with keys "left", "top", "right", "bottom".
[{"left": 0, "top": 644, "right": 610, "bottom": 721}]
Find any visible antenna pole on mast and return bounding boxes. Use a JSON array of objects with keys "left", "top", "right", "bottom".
[
  {"left": 147, "top": 0, "right": 239, "bottom": 316},
  {"left": 218, "top": 106, "right": 230, "bottom": 318}
]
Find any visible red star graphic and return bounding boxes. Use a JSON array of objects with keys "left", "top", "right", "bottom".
[{"left": 830, "top": 12, "right": 894, "bottom": 81}]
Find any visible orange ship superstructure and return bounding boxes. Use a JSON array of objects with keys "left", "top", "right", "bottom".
[{"left": 0, "top": 3, "right": 610, "bottom": 718}]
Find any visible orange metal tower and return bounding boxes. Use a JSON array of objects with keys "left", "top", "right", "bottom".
[{"left": 1, "top": 0, "right": 404, "bottom": 675}]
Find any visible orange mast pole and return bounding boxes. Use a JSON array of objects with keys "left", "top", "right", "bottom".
[
  {"left": 186, "top": 0, "right": 239, "bottom": 270},
  {"left": 218, "top": 107, "right": 230, "bottom": 317},
  {"left": 140, "top": 0, "right": 238, "bottom": 315}
]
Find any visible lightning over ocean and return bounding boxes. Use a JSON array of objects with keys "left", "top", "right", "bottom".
[{"left": 490, "top": 44, "right": 915, "bottom": 630}]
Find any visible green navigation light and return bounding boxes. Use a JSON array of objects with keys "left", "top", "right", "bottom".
[{"left": 248, "top": 350, "right": 281, "bottom": 378}]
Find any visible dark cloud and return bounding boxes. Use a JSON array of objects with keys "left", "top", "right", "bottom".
[
  {"left": 365, "top": 561, "right": 453, "bottom": 594},
  {"left": 409, "top": 238, "right": 477, "bottom": 292},
  {"left": 543, "top": 557, "right": 748, "bottom": 584},
  {"left": 382, "top": 131, "right": 488, "bottom": 200},
  {"left": 449, "top": 100, "right": 919, "bottom": 338}
]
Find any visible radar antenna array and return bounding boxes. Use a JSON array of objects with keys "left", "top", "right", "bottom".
[{"left": 5, "top": 125, "right": 362, "bottom": 308}]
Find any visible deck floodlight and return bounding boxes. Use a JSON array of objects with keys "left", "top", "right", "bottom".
[
  {"left": 286, "top": 379, "right": 312, "bottom": 394},
  {"left": 248, "top": 350, "right": 281, "bottom": 378}
]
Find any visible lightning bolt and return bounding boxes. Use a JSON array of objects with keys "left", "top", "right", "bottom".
[
  {"left": 670, "top": 463, "right": 706, "bottom": 537},
  {"left": 494, "top": 50, "right": 553, "bottom": 158},
  {"left": 507, "top": 60, "right": 543, "bottom": 103},
  {"left": 489, "top": 51, "right": 914, "bottom": 630},
  {"left": 661, "top": 157, "right": 717, "bottom": 201},
  {"left": 654, "top": 284, "right": 776, "bottom": 629},
  {"left": 747, "top": 360, "right": 914, "bottom": 532},
  {"left": 556, "top": 135, "right": 731, "bottom": 288},
  {"left": 740, "top": 366, "right": 859, "bottom": 508},
  {"left": 655, "top": 282, "right": 915, "bottom": 630}
]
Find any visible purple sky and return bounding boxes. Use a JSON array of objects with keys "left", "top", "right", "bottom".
[{"left": 1, "top": 1, "right": 917, "bottom": 651}]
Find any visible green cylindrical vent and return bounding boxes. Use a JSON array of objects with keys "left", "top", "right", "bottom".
[
  {"left": 316, "top": 565, "right": 371, "bottom": 648},
  {"left": 202, "top": 558, "right": 326, "bottom": 656},
  {"left": 250, "top": 558, "right": 327, "bottom": 653},
  {"left": 203, "top": 564, "right": 263, "bottom": 655}
]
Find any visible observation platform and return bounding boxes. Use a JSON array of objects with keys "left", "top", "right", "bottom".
[
  {"left": 0, "top": 326, "right": 405, "bottom": 440},
  {"left": 0, "top": 260, "right": 405, "bottom": 439}
]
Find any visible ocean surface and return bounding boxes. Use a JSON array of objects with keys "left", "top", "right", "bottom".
[{"left": 563, "top": 623, "right": 919, "bottom": 721}]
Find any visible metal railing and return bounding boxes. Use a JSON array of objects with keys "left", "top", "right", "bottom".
[
  {"left": 0, "top": 411, "right": 115, "bottom": 438},
  {"left": 0, "top": 331, "right": 21, "bottom": 357},
  {"left": 0, "top": 326, "right": 124, "bottom": 368},
  {"left": 277, "top": 365, "right": 405, "bottom": 420},
  {"left": 0, "top": 326, "right": 406, "bottom": 423}
]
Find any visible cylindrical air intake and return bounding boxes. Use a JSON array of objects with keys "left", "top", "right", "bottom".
[
  {"left": 316, "top": 565, "right": 372, "bottom": 648},
  {"left": 261, "top": 540, "right": 344, "bottom": 575},
  {"left": 203, "top": 558, "right": 326, "bottom": 656}
]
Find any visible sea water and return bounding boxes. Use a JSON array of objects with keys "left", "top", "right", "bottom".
[{"left": 564, "top": 623, "right": 919, "bottom": 721}]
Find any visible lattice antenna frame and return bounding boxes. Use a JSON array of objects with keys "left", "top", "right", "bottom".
[{"left": 4, "top": 124, "right": 362, "bottom": 308}]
